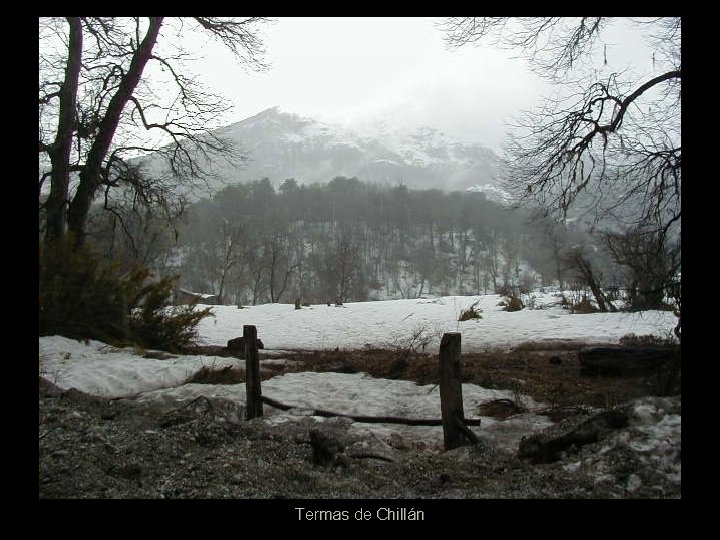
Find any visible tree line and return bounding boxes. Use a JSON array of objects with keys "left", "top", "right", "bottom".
[{"left": 86, "top": 175, "right": 664, "bottom": 308}]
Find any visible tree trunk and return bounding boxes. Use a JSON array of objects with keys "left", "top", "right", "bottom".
[
  {"left": 572, "top": 251, "right": 615, "bottom": 313},
  {"left": 217, "top": 267, "right": 227, "bottom": 305},
  {"left": 588, "top": 279, "right": 608, "bottom": 312},
  {"left": 66, "top": 17, "right": 164, "bottom": 248},
  {"left": 44, "top": 17, "right": 83, "bottom": 244}
]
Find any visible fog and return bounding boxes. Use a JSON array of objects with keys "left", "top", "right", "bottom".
[{"left": 181, "top": 17, "right": 657, "bottom": 153}]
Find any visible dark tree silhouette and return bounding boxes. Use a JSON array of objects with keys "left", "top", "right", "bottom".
[
  {"left": 440, "top": 17, "right": 681, "bottom": 243},
  {"left": 39, "top": 17, "right": 269, "bottom": 248},
  {"left": 441, "top": 17, "right": 681, "bottom": 333}
]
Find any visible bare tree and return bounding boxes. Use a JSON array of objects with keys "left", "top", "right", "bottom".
[
  {"left": 601, "top": 227, "right": 680, "bottom": 311},
  {"left": 216, "top": 219, "right": 245, "bottom": 305},
  {"left": 562, "top": 245, "right": 616, "bottom": 312},
  {"left": 85, "top": 200, "right": 180, "bottom": 275},
  {"left": 266, "top": 232, "right": 300, "bottom": 304},
  {"left": 440, "top": 17, "right": 681, "bottom": 244},
  {"left": 39, "top": 17, "right": 269, "bottom": 248}
]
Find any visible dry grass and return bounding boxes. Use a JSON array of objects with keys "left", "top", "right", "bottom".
[
  {"left": 458, "top": 300, "right": 482, "bottom": 321},
  {"left": 477, "top": 398, "right": 528, "bottom": 419},
  {"left": 187, "top": 338, "right": 678, "bottom": 410},
  {"left": 185, "top": 365, "right": 246, "bottom": 385},
  {"left": 185, "top": 364, "right": 278, "bottom": 385},
  {"left": 273, "top": 343, "right": 673, "bottom": 410}
]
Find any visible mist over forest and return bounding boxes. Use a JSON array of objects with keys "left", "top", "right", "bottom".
[
  {"left": 85, "top": 173, "right": 623, "bottom": 308},
  {"left": 76, "top": 96, "right": 679, "bottom": 316},
  {"left": 39, "top": 17, "right": 681, "bottom": 347}
]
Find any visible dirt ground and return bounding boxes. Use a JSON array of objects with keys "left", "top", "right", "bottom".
[{"left": 39, "top": 342, "right": 681, "bottom": 500}]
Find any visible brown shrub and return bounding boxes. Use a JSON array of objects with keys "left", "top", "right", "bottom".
[
  {"left": 504, "top": 293, "right": 524, "bottom": 312},
  {"left": 186, "top": 365, "right": 245, "bottom": 384},
  {"left": 459, "top": 300, "right": 482, "bottom": 321},
  {"left": 572, "top": 296, "right": 598, "bottom": 314}
]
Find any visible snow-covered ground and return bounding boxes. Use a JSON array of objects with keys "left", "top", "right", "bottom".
[
  {"left": 38, "top": 334, "right": 552, "bottom": 452},
  {"left": 196, "top": 293, "right": 677, "bottom": 353},
  {"left": 39, "top": 292, "right": 679, "bottom": 457}
]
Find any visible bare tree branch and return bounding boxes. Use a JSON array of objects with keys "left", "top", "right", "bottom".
[
  {"left": 192, "top": 17, "right": 270, "bottom": 69},
  {"left": 439, "top": 16, "right": 681, "bottom": 323},
  {"left": 440, "top": 17, "right": 681, "bottom": 240},
  {"left": 501, "top": 66, "right": 680, "bottom": 241},
  {"left": 40, "top": 16, "right": 270, "bottom": 252},
  {"left": 441, "top": 17, "right": 607, "bottom": 79}
]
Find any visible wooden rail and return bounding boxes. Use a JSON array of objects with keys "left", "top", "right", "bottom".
[
  {"left": 260, "top": 394, "right": 482, "bottom": 426},
  {"left": 244, "top": 325, "right": 480, "bottom": 450}
]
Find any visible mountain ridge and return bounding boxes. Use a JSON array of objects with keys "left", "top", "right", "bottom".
[{"left": 142, "top": 106, "right": 507, "bottom": 198}]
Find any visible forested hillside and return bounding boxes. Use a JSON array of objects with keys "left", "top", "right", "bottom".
[{"left": 90, "top": 176, "right": 604, "bottom": 306}]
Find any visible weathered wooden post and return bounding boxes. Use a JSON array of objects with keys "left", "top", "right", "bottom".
[
  {"left": 244, "top": 325, "right": 263, "bottom": 420},
  {"left": 439, "top": 332, "right": 467, "bottom": 450}
]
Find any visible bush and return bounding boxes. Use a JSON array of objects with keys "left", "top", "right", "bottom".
[
  {"left": 389, "top": 323, "right": 441, "bottom": 358},
  {"left": 39, "top": 239, "right": 130, "bottom": 344},
  {"left": 39, "top": 239, "right": 212, "bottom": 352},
  {"left": 497, "top": 283, "right": 513, "bottom": 297},
  {"left": 504, "top": 293, "right": 524, "bottom": 312},
  {"left": 127, "top": 273, "right": 214, "bottom": 353},
  {"left": 458, "top": 300, "right": 482, "bottom": 321},
  {"left": 571, "top": 295, "right": 599, "bottom": 314}
]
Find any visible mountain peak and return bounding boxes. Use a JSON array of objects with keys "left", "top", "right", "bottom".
[
  {"left": 161, "top": 108, "right": 504, "bottom": 194},
  {"left": 251, "top": 106, "right": 293, "bottom": 119},
  {"left": 249, "top": 106, "right": 320, "bottom": 125}
]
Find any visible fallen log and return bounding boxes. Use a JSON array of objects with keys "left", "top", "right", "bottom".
[
  {"left": 578, "top": 345, "right": 679, "bottom": 376},
  {"left": 261, "top": 395, "right": 482, "bottom": 427},
  {"left": 518, "top": 408, "right": 629, "bottom": 464}
]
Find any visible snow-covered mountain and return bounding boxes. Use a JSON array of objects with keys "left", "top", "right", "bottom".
[
  {"left": 465, "top": 183, "right": 514, "bottom": 206},
  {"left": 140, "top": 107, "right": 504, "bottom": 196}
]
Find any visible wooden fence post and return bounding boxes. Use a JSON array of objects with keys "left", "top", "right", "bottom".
[
  {"left": 244, "top": 325, "right": 263, "bottom": 420},
  {"left": 439, "top": 332, "right": 467, "bottom": 450}
]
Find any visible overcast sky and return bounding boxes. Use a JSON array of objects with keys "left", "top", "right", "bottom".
[{"left": 180, "top": 17, "right": 656, "bottom": 153}]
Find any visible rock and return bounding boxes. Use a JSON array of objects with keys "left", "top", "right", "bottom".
[
  {"left": 578, "top": 346, "right": 679, "bottom": 376},
  {"left": 309, "top": 428, "right": 345, "bottom": 466},
  {"left": 346, "top": 438, "right": 398, "bottom": 463},
  {"left": 443, "top": 445, "right": 472, "bottom": 463},
  {"left": 627, "top": 473, "right": 642, "bottom": 493}
]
